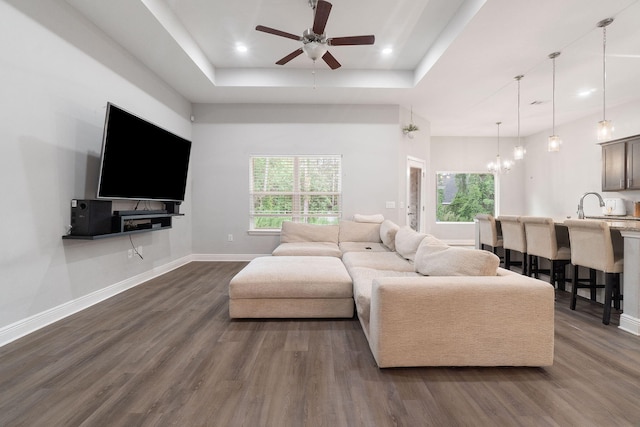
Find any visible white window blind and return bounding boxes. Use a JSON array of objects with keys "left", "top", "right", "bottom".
[{"left": 249, "top": 155, "right": 342, "bottom": 230}]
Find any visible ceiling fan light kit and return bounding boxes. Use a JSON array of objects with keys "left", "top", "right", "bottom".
[{"left": 255, "top": 0, "right": 375, "bottom": 70}]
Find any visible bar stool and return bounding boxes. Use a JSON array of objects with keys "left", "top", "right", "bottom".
[
  {"left": 497, "top": 215, "right": 527, "bottom": 275},
  {"left": 521, "top": 216, "right": 571, "bottom": 290},
  {"left": 475, "top": 214, "right": 503, "bottom": 259},
  {"left": 564, "top": 219, "right": 623, "bottom": 325}
]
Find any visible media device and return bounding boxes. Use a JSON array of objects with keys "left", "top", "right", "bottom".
[
  {"left": 70, "top": 199, "right": 113, "bottom": 236},
  {"left": 97, "top": 103, "right": 192, "bottom": 202}
]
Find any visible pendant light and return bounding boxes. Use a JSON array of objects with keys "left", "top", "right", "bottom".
[
  {"left": 487, "top": 122, "right": 512, "bottom": 174},
  {"left": 597, "top": 18, "right": 614, "bottom": 141},
  {"left": 548, "top": 52, "right": 562, "bottom": 152},
  {"left": 513, "top": 75, "right": 525, "bottom": 160}
]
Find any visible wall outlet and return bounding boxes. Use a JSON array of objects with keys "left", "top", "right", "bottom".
[
  {"left": 127, "top": 249, "right": 133, "bottom": 259},
  {"left": 228, "top": 234, "right": 234, "bottom": 242}
]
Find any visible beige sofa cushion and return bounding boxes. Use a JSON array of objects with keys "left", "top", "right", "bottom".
[
  {"left": 342, "top": 251, "right": 416, "bottom": 272},
  {"left": 338, "top": 242, "right": 389, "bottom": 254},
  {"left": 339, "top": 220, "right": 382, "bottom": 242},
  {"left": 229, "top": 256, "right": 352, "bottom": 299},
  {"left": 272, "top": 242, "right": 341, "bottom": 257},
  {"left": 280, "top": 221, "right": 339, "bottom": 243},
  {"left": 414, "top": 235, "right": 500, "bottom": 276},
  {"left": 379, "top": 220, "right": 400, "bottom": 251},
  {"left": 395, "top": 227, "right": 427, "bottom": 261},
  {"left": 349, "top": 266, "right": 420, "bottom": 330}
]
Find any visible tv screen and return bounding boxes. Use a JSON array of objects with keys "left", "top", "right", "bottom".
[{"left": 97, "top": 103, "right": 192, "bottom": 202}]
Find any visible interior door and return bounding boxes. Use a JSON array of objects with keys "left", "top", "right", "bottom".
[{"left": 407, "top": 157, "right": 426, "bottom": 231}]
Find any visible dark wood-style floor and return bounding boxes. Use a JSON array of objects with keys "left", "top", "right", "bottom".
[{"left": 1, "top": 261, "right": 640, "bottom": 427}]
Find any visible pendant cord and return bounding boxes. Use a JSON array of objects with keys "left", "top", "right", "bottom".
[
  {"left": 602, "top": 25, "right": 607, "bottom": 121},
  {"left": 552, "top": 55, "right": 556, "bottom": 134}
]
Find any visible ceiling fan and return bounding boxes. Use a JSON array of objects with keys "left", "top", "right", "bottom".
[{"left": 255, "top": 0, "right": 375, "bottom": 70}]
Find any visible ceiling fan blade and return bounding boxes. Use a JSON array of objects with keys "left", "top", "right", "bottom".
[
  {"left": 312, "top": 0, "right": 332, "bottom": 35},
  {"left": 322, "top": 51, "right": 341, "bottom": 70},
  {"left": 328, "top": 35, "right": 375, "bottom": 46},
  {"left": 276, "top": 48, "right": 304, "bottom": 65},
  {"left": 255, "top": 25, "right": 301, "bottom": 41}
]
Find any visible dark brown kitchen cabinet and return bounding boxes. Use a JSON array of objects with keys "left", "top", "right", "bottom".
[
  {"left": 626, "top": 138, "right": 640, "bottom": 190},
  {"left": 601, "top": 134, "right": 640, "bottom": 191}
]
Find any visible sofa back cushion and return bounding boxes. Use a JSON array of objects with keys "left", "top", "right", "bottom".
[
  {"left": 379, "top": 220, "right": 400, "bottom": 251},
  {"left": 280, "top": 221, "right": 339, "bottom": 244},
  {"left": 394, "top": 226, "right": 428, "bottom": 261},
  {"left": 414, "top": 235, "right": 500, "bottom": 276},
  {"left": 339, "top": 220, "right": 382, "bottom": 242}
]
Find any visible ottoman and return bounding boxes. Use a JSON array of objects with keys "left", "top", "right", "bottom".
[{"left": 229, "top": 256, "right": 354, "bottom": 318}]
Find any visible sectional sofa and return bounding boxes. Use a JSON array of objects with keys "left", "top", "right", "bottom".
[{"left": 229, "top": 218, "right": 555, "bottom": 368}]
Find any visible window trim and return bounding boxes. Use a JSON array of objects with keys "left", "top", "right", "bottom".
[{"left": 249, "top": 154, "right": 342, "bottom": 231}]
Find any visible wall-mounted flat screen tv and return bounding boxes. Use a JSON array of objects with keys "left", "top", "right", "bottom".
[{"left": 97, "top": 103, "right": 192, "bottom": 202}]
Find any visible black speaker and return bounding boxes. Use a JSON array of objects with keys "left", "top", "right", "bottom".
[
  {"left": 70, "top": 199, "right": 113, "bottom": 236},
  {"left": 164, "top": 201, "right": 181, "bottom": 214}
]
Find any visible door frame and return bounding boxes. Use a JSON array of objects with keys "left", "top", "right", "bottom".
[{"left": 406, "top": 156, "right": 426, "bottom": 232}]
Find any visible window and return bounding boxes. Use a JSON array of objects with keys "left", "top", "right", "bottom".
[
  {"left": 436, "top": 172, "right": 495, "bottom": 222},
  {"left": 250, "top": 155, "right": 342, "bottom": 230}
]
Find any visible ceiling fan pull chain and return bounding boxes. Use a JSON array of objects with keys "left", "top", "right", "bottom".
[{"left": 312, "top": 61, "right": 317, "bottom": 89}]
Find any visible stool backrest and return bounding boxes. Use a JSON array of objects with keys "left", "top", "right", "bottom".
[
  {"left": 521, "top": 216, "right": 559, "bottom": 259},
  {"left": 476, "top": 214, "right": 500, "bottom": 247},
  {"left": 564, "top": 219, "right": 622, "bottom": 272},
  {"left": 497, "top": 215, "right": 526, "bottom": 252}
]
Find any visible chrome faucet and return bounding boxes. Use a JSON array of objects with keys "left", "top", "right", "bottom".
[{"left": 577, "top": 192, "right": 605, "bottom": 219}]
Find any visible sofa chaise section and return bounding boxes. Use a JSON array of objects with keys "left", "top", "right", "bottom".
[{"left": 367, "top": 270, "right": 555, "bottom": 367}]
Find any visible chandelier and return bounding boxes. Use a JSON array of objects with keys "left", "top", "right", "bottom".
[{"left": 487, "top": 122, "right": 512, "bottom": 174}]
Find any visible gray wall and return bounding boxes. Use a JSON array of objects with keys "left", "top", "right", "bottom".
[
  {"left": 190, "top": 104, "right": 430, "bottom": 256},
  {"left": 429, "top": 136, "right": 526, "bottom": 241},
  {"left": 0, "top": 0, "right": 193, "bottom": 339},
  {"left": 523, "top": 99, "right": 640, "bottom": 218}
]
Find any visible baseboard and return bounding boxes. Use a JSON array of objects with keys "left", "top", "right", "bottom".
[
  {"left": 0, "top": 255, "right": 193, "bottom": 348},
  {"left": 619, "top": 314, "right": 640, "bottom": 336}
]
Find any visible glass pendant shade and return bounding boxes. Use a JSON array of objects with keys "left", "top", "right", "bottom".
[
  {"left": 597, "top": 119, "right": 614, "bottom": 141},
  {"left": 513, "top": 145, "right": 525, "bottom": 160},
  {"left": 548, "top": 135, "right": 562, "bottom": 152}
]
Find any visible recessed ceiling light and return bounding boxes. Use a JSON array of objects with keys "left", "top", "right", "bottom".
[
  {"left": 236, "top": 44, "right": 248, "bottom": 53},
  {"left": 382, "top": 47, "right": 393, "bottom": 55},
  {"left": 578, "top": 88, "right": 596, "bottom": 97}
]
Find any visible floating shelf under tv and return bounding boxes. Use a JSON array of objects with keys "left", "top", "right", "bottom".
[{"left": 62, "top": 213, "right": 183, "bottom": 240}]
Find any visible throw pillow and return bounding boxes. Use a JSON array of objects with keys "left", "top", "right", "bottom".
[
  {"left": 414, "top": 235, "right": 499, "bottom": 276},
  {"left": 353, "top": 213, "right": 385, "bottom": 223},
  {"left": 379, "top": 219, "right": 400, "bottom": 251},
  {"left": 394, "top": 226, "right": 428, "bottom": 261}
]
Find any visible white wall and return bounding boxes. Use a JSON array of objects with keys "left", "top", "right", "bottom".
[
  {"left": 0, "top": 0, "right": 193, "bottom": 339},
  {"left": 524, "top": 99, "right": 640, "bottom": 217},
  {"left": 190, "top": 104, "right": 429, "bottom": 256},
  {"left": 429, "top": 136, "right": 526, "bottom": 241}
]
